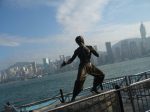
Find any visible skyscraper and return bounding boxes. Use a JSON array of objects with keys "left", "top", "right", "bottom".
[
  {"left": 91, "top": 45, "right": 99, "bottom": 65},
  {"left": 140, "top": 22, "right": 146, "bottom": 39},
  {"left": 32, "top": 62, "right": 37, "bottom": 74},
  {"left": 105, "top": 42, "right": 114, "bottom": 63},
  {"left": 43, "top": 58, "right": 50, "bottom": 73},
  {"left": 140, "top": 22, "right": 147, "bottom": 55},
  {"left": 129, "top": 41, "right": 139, "bottom": 58},
  {"left": 43, "top": 58, "right": 49, "bottom": 65},
  {"left": 121, "top": 40, "right": 130, "bottom": 60},
  {"left": 114, "top": 47, "right": 121, "bottom": 61},
  {"left": 59, "top": 55, "right": 65, "bottom": 62}
]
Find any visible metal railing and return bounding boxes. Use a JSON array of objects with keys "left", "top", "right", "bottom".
[
  {"left": 48, "top": 90, "right": 120, "bottom": 112},
  {"left": 47, "top": 78, "right": 150, "bottom": 112},
  {"left": 3, "top": 70, "right": 150, "bottom": 112},
  {"left": 121, "top": 78, "right": 150, "bottom": 112},
  {"left": 102, "top": 70, "right": 150, "bottom": 90}
]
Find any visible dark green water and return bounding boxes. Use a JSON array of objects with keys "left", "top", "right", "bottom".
[{"left": 0, "top": 57, "right": 150, "bottom": 110}]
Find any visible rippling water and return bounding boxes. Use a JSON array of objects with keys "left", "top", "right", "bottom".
[{"left": 0, "top": 57, "right": 150, "bottom": 110}]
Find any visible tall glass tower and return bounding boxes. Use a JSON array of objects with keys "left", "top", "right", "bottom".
[
  {"left": 140, "top": 22, "right": 146, "bottom": 39},
  {"left": 140, "top": 22, "right": 147, "bottom": 55},
  {"left": 105, "top": 42, "right": 114, "bottom": 63}
]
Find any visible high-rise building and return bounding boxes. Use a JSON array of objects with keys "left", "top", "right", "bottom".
[
  {"left": 114, "top": 47, "right": 121, "bottom": 61},
  {"left": 140, "top": 22, "right": 148, "bottom": 55},
  {"left": 121, "top": 40, "right": 130, "bottom": 60},
  {"left": 59, "top": 55, "right": 65, "bottom": 61},
  {"left": 49, "top": 59, "right": 56, "bottom": 73},
  {"left": 97, "top": 51, "right": 107, "bottom": 65},
  {"left": 140, "top": 22, "right": 146, "bottom": 39},
  {"left": 43, "top": 58, "right": 50, "bottom": 73},
  {"left": 129, "top": 41, "right": 139, "bottom": 58},
  {"left": 32, "top": 62, "right": 37, "bottom": 74},
  {"left": 91, "top": 45, "right": 98, "bottom": 65},
  {"left": 43, "top": 58, "right": 49, "bottom": 65},
  {"left": 105, "top": 42, "right": 114, "bottom": 63},
  {"left": 1, "top": 71, "right": 7, "bottom": 82},
  {"left": 140, "top": 41, "right": 147, "bottom": 55}
]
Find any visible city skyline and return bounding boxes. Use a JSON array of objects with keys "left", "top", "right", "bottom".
[{"left": 1, "top": 0, "right": 150, "bottom": 70}]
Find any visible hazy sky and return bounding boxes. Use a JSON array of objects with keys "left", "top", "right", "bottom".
[{"left": 1, "top": 0, "right": 150, "bottom": 70}]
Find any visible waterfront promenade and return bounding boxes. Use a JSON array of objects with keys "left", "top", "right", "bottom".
[{"left": 8, "top": 70, "right": 150, "bottom": 112}]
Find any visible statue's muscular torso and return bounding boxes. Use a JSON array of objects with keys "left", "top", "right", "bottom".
[
  {"left": 75, "top": 46, "right": 92, "bottom": 64},
  {"left": 67, "top": 45, "right": 99, "bottom": 65}
]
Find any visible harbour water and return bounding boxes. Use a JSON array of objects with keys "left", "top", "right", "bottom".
[{"left": 0, "top": 57, "right": 150, "bottom": 110}]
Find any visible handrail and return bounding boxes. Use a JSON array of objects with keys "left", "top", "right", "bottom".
[
  {"left": 103, "top": 77, "right": 125, "bottom": 84},
  {"left": 131, "top": 77, "right": 150, "bottom": 86},
  {"left": 14, "top": 70, "right": 150, "bottom": 111},
  {"left": 48, "top": 77, "right": 150, "bottom": 112},
  {"left": 131, "top": 70, "right": 150, "bottom": 76}
]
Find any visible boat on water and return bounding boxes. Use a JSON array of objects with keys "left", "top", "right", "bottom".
[{"left": 3, "top": 70, "right": 150, "bottom": 112}]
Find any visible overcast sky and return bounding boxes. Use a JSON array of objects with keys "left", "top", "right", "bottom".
[{"left": 1, "top": 0, "right": 150, "bottom": 70}]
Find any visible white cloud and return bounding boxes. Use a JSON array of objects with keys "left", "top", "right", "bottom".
[
  {"left": 0, "top": 34, "right": 20, "bottom": 46},
  {"left": 1, "top": 0, "right": 150, "bottom": 69},
  {"left": 0, "top": 41, "right": 19, "bottom": 47},
  {"left": 0, "top": 34, "right": 47, "bottom": 47},
  {"left": 57, "top": 0, "right": 109, "bottom": 34},
  {"left": 2, "top": 21, "right": 150, "bottom": 50},
  {"left": 56, "top": 0, "right": 150, "bottom": 44},
  {"left": 0, "top": 33, "right": 76, "bottom": 48},
  {"left": 84, "top": 21, "right": 150, "bottom": 50}
]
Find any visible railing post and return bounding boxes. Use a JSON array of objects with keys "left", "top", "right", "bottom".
[
  {"left": 60, "top": 89, "right": 65, "bottom": 103},
  {"left": 127, "top": 86, "right": 136, "bottom": 112},
  {"left": 128, "top": 75, "right": 132, "bottom": 85},
  {"left": 115, "top": 85, "right": 124, "bottom": 112},
  {"left": 100, "top": 83, "right": 103, "bottom": 90},
  {"left": 125, "top": 76, "right": 136, "bottom": 112},
  {"left": 125, "top": 76, "right": 129, "bottom": 86},
  {"left": 145, "top": 72, "right": 148, "bottom": 79}
]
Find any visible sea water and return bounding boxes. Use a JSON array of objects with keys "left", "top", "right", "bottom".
[{"left": 0, "top": 57, "right": 150, "bottom": 110}]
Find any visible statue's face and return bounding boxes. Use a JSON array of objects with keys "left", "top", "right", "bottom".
[
  {"left": 75, "top": 37, "right": 84, "bottom": 46},
  {"left": 76, "top": 41, "right": 82, "bottom": 46}
]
